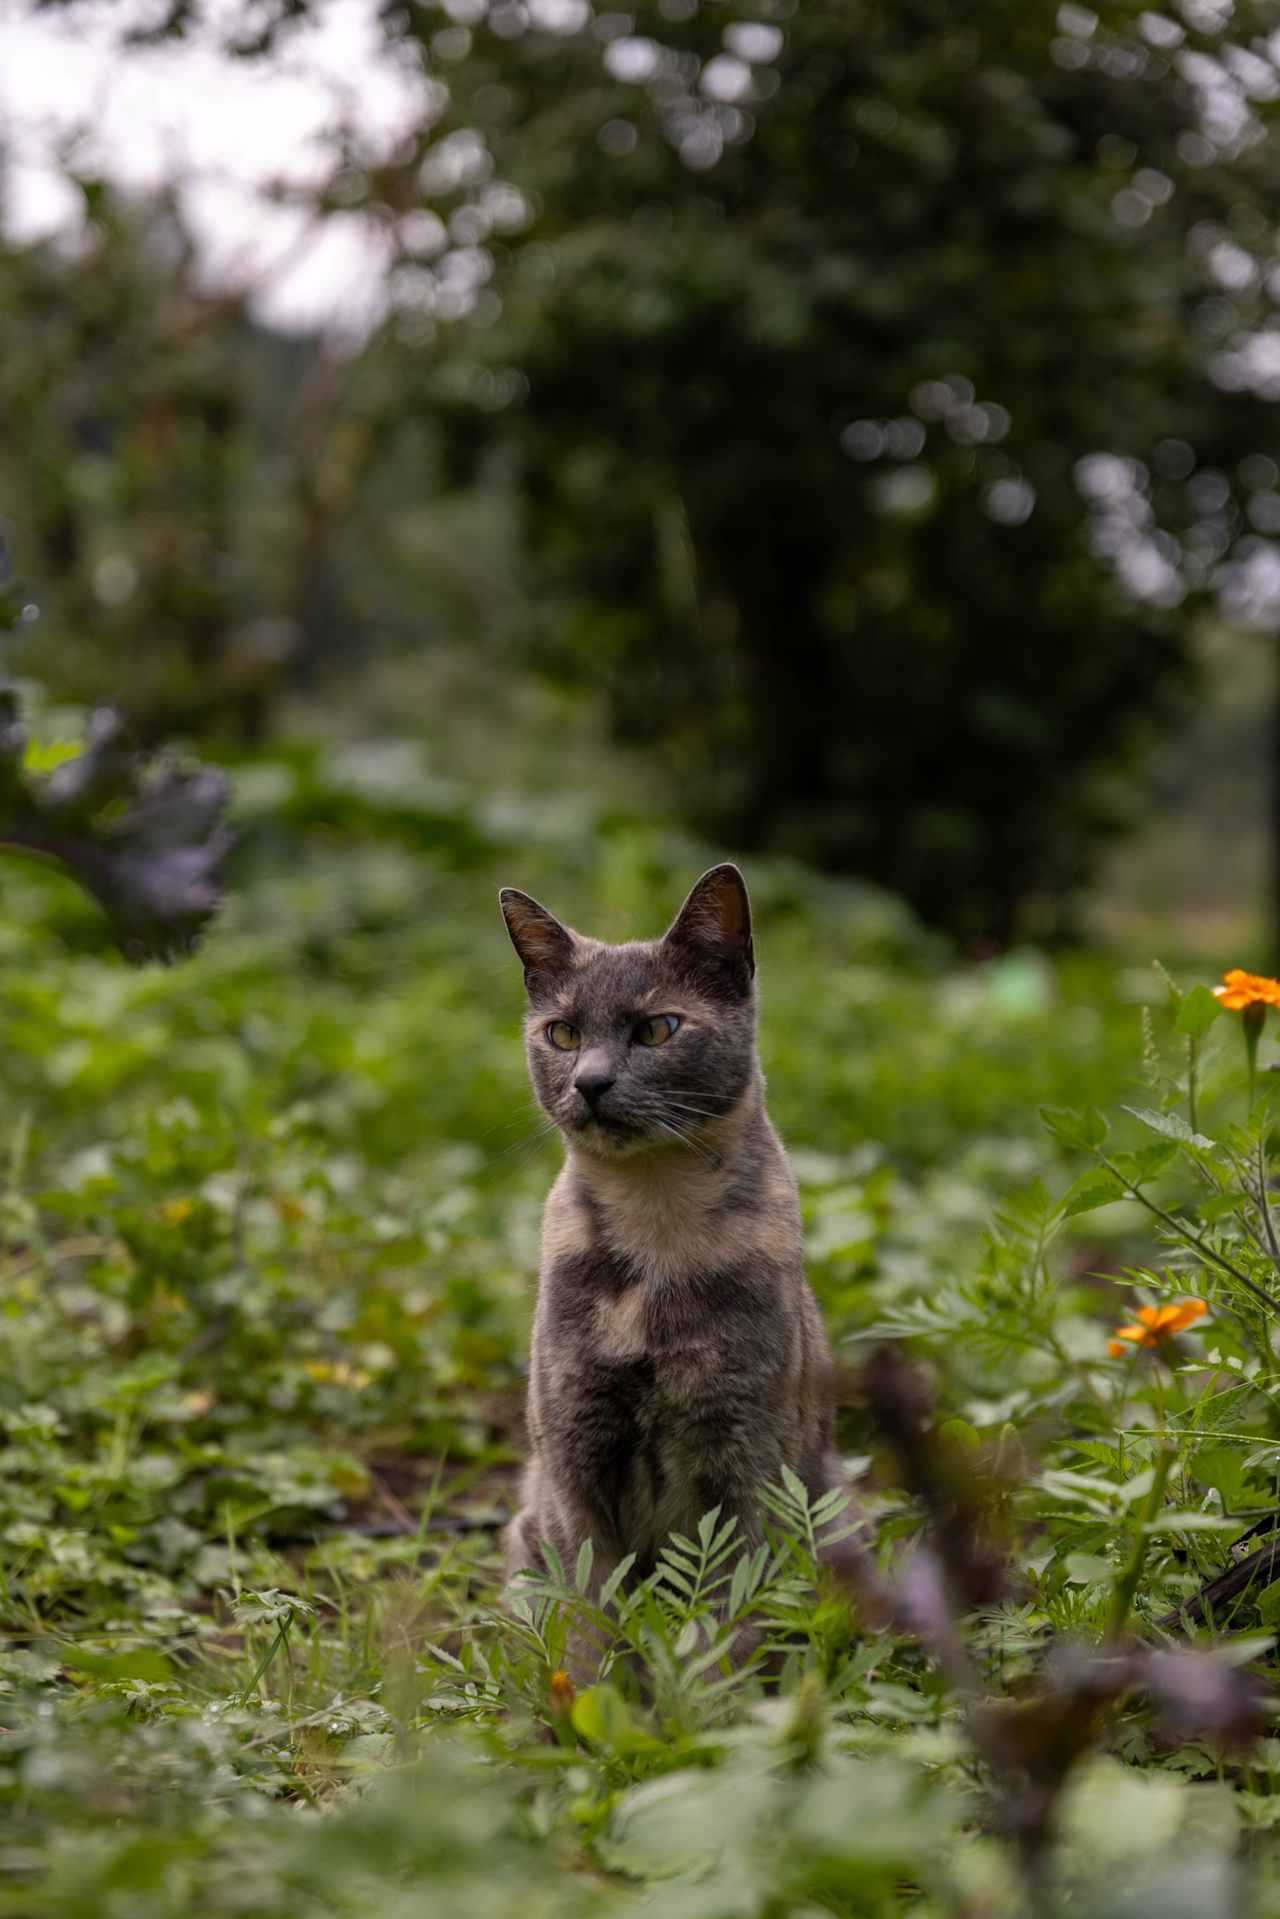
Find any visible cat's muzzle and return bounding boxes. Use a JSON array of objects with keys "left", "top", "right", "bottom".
[{"left": 567, "top": 1097, "right": 643, "bottom": 1152}]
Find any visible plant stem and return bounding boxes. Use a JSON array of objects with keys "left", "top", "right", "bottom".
[
  {"left": 1097, "top": 1152, "right": 1280, "bottom": 1319},
  {"left": 237, "top": 1617, "right": 291, "bottom": 1708},
  {"left": 1245, "top": 1004, "right": 1266, "bottom": 1113},
  {"left": 1259, "top": 1135, "right": 1280, "bottom": 1266},
  {"left": 1106, "top": 1443, "right": 1176, "bottom": 1642},
  {"left": 1188, "top": 1035, "right": 1200, "bottom": 1140}
]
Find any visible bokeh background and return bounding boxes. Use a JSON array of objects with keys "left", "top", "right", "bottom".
[{"left": 4, "top": 0, "right": 1280, "bottom": 957}]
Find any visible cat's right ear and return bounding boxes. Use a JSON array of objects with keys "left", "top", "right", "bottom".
[{"left": 499, "top": 888, "right": 577, "bottom": 991}]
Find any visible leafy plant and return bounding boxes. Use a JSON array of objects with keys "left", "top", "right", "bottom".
[
  {"left": 8, "top": 739, "right": 1280, "bottom": 1914},
  {"left": 0, "top": 688, "right": 230, "bottom": 960}
]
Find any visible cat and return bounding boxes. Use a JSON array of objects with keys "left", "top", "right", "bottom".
[{"left": 498, "top": 862, "right": 853, "bottom": 1639}]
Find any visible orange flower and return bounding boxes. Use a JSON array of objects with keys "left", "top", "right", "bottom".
[
  {"left": 1213, "top": 969, "right": 1280, "bottom": 1011},
  {"left": 1108, "top": 1298, "right": 1207, "bottom": 1358},
  {"left": 547, "top": 1668, "right": 575, "bottom": 1720}
]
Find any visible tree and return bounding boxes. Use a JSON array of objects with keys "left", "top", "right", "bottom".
[
  {"left": 16, "top": 0, "right": 1280, "bottom": 939},
  {"left": 0, "top": 179, "right": 395, "bottom": 743},
  {"left": 396, "top": 0, "right": 1280, "bottom": 940}
]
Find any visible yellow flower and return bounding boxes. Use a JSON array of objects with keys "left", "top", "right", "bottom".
[
  {"left": 160, "top": 1198, "right": 194, "bottom": 1224},
  {"left": 1108, "top": 1298, "right": 1207, "bottom": 1358},
  {"left": 1213, "top": 969, "right": 1280, "bottom": 1011},
  {"left": 303, "top": 1360, "right": 371, "bottom": 1389}
]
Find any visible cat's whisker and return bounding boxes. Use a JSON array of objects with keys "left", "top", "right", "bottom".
[
  {"left": 652, "top": 1117, "right": 717, "bottom": 1166},
  {"left": 655, "top": 1100, "right": 724, "bottom": 1122},
  {"left": 477, "top": 1107, "right": 551, "bottom": 1144},
  {"left": 639, "top": 1098, "right": 726, "bottom": 1131},
  {"left": 486, "top": 1118, "right": 561, "bottom": 1167},
  {"left": 626, "top": 1091, "right": 722, "bottom": 1116}
]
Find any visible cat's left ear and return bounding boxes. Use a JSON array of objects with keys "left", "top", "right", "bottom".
[{"left": 663, "top": 864, "right": 754, "bottom": 997}]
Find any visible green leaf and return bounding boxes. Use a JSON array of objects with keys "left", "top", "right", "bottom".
[
  {"left": 937, "top": 1417, "right": 981, "bottom": 1454},
  {"left": 1040, "top": 1106, "right": 1108, "bottom": 1150},
  {"left": 1058, "top": 1168, "right": 1127, "bottom": 1218},
  {"left": 538, "top": 1541, "right": 565, "bottom": 1584},
  {"left": 570, "top": 1683, "right": 661, "bottom": 1754},
  {"left": 1064, "top": 1551, "right": 1113, "bottom": 1586},
  {"left": 655, "top": 1558, "right": 695, "bottom": 1598},
  {"left": 598, "top": 1553, "right": 636, "bottom": 1613},
  {"left": 1142, "top": 1511, "right": 1242, "bottom": 1534},
  {"left": 728, "top": 1544, "right": 767, "bottom": 1621},
  {"left": 1190, "top": 1447, "right": 1255, "bottom": 1509},
  {"left": 709, "top": 1514, "right": 739, "bottom": 1559},
  {"left": 1127, "top": 1140, "right": 1180, "bottom": 1183},
  {"left": 1198, "top": 1190, "right": 1248, "bottom": 1224},
  {"left": 574, "top": 1537, "right": 593, "bottom": 1596},
  {"left": 61, "top": 1645, "right": 174, "bottom": 1683},
  {"left": 1040, "top": 1469, "right": 1125, "bottom": 1511},
  {"left": 1116, "top": 1465, "right": 1156, "bottom": 1508},
  {"left": 780, "top": 1463, "right": 808, "bottom": 1507},
  {"left": 1176, "top": 984, "right": 1224, "bottom": 1038},
  {"left": 1122, "top": 1106, "right": 1214, "bottom": 1149}
]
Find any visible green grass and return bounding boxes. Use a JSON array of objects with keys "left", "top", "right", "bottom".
[{"left": 6, "top": 733, "right": 1280, "bottom": 1917}]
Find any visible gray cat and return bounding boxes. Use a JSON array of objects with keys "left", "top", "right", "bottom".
[{"left": 498, "top": 863, "right": 850, "bottom": 1615}]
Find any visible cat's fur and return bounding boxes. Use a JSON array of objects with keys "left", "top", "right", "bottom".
[{"left": 499, "top": 864, "right": 849, "bottom": 1608}]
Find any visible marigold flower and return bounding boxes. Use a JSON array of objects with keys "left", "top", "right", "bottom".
[
  {"left": 1213, "top": 969, "right": 1280, "bottom": 1011},
  {"left": 1108, "top": 1298, "right": 1207, "bottom": 1358},
  {"left": 547, "top": 1668, "right": 575, "bottom": 1718}
]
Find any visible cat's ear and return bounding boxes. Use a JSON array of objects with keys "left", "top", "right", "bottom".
[
  {"left": 499, "top": 888, "right": 577, "bottom": 990},
  {"left": 663, "top": 864, "right": 754, "bottom": 997}
]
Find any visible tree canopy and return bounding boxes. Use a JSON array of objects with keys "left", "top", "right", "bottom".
[
  {"left": 10, "top": 0, "right": 1280, "bottom": 937},
  {"left": 409, "top": 0, "right": 1280, "bottom": 937}
]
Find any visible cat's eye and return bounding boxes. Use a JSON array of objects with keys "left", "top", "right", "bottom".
[
  {"left": 634, "top": 1014, "right": 681, "bottom": 1047},
  {"left": 546, "top": 1020, "right": 580, "bottom": 1051}
]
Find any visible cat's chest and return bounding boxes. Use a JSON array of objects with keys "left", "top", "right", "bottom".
[
  {"left": 553, "top": 1265, "right": 713, "bottom": 1366},
  {"left": 593, "top": 1281, "right": 654, "bottom": 1361},
  {"left": 591, "top": 1177, "right": 738, "bottom": 1290}
]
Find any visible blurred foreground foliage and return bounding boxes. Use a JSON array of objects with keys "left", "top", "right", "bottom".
[
  {"left": 10, "top": 1, "right": 1280, "bottom": 936},
  {"left": 0, "top": 587, "right": 230, "bottom": 960},
  {"left": 6, "top": 723, "right": 1280, "bottom": 1912}
]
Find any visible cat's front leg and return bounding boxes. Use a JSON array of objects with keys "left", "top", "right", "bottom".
[
  {"left": 506, "top": 1480, "right": 626, "bottom": 1684},
  {"left": 503, "top": 1455, "right": 551, "bottom": 1585}
]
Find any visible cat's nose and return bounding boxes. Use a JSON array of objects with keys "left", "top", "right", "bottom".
[{"left": 574, "top": 1065, "right": 616, "bottom": 1107}]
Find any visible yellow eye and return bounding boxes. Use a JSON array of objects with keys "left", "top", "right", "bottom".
[
  {"left": 635, "top": 1014, "right": 681, "bottom": 1047},
  {"left": 546, "top": 1020, "right": 580, "bottom": 1051}
]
